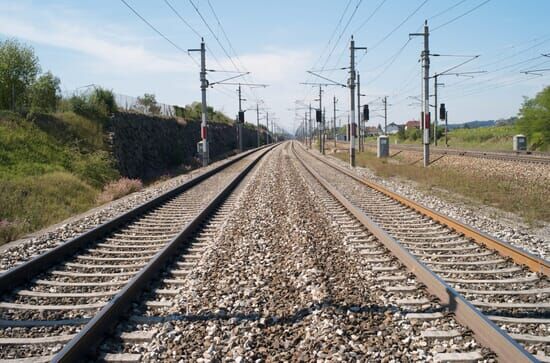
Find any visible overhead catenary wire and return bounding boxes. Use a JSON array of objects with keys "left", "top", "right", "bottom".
[
  {"left": 162, "top": 0, "right": 202, "bottom": 38},
  {"left": 352, "top": 0, "right": 388, "bottom": 34},
  {"left": 119, "top": 0, "right": 200, "bottom": 67},
  {"left": 431, "top": 0, "right": 492, "bottom": 32},
  {"left": 318, "top": 0, "right": 364, "bottom": 72},
  {"left": 298, "top": 0, "right": 359, "bottom": 107},
  {"left": 205, "top": 0, "right": 263, "bottom": 103},
  {"left": 428, "top": 0, "right": 470, "bottom": 20},
  {"left": 370, "top": 0, "right": 429, "bottom": 52},
  {"left": 187, "top": 0, "right": 242, "bottom": 75}
]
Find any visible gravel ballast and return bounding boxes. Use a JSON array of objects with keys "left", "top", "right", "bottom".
[{"left": 132, "top": 144, "right": 489, "bottom": 362}]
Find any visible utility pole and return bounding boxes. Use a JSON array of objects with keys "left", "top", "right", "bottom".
[
  {"left": 188, "top": 38, "right": 209, "bottom": 166},
  {"left": 383, "top": 96, "right": 388, "bottom": 135},
  {"left": 318, "top": 85, "right": 323, "bottom": 154},
  {"left": 237, "top": 84, "right": 245, "bottom": 152},
  {"left": 333, "top": 96, "right": 337, "bottom": 148},
  {"left": 308, "top": 103, "right": 312, "bottom": 149},
  {"left": 266, "top": 112, "right": 270, "bottom": 144},
  {"left": 357, "top": 72, "right": 361, "bottom": 152},
  {"left": 349, "top": 36, "right": 367, "bottom": 167},
  {"left": 445, "top": 109, "right": 449, "bottom": 147},
  {"left": 322, "top": 107, "right": 326, "bottom": 155},
  {"left": 256, "top": 103, "right": 260, "bottom": 147},
  {"left": 410, "top": 20, "right": 430, "bottom": 167},
  {"left": 433, "top": 75, "right": 438, "bottom": 146},
  {"left": 304, "top": 112, "right": 308, "bottom": 145}
]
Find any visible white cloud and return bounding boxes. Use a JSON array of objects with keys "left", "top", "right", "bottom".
[
  {"left": 0, "top": 10, "right": 195, "bottom": 74},
  {"left": 0, "top": 3, "right": 316, "bottom": 131}
]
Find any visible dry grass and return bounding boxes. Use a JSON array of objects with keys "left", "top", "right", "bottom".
[
  {"left": 334, "top": 150, "right": 549, "bottom": 224},
  {"left": 96, "top": 177, "right": 143, "bottom": 204}
]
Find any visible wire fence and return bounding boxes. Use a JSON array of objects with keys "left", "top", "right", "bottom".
[{"left": 113, "top": 93, "right": 175, "bottom": 117}]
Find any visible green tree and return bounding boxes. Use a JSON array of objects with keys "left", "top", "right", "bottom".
[
  {"left": 516, "top": 86, "right": 550, "bottom": 150},
  {"left": 136, "top": 93, "right": 161, "bottom": 115},
  {"left": 89, "top": 87, "right": 117, "bottom": 114},
  {"left": 0, "top": 39, "right": 40, "bottom": 110},
  {"left": 29, "top": 71, "right": 61, "bottom": 112},
  {"left": 396, "top": 126, "right": 406, "bottom": 140}
]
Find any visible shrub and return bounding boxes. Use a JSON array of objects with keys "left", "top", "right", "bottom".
[
  {"left": 67, "top": 87, "right": 117, "bottom": 121},
  {"left": 29, "top": 71, "right": 61, "bottom": 112},
  {"left": 71, "top": 150, "right": 119, "bottom": 188},
  {"left": 0, "top": 219, "right": 27, "bottom": 245},
  {"left": 89, "top": 87, "right": 117, "bottom": 115},
  {"left": 96, "top": 177, "right": 143, "bottom": 204},
  {"left": 516, "top": 86, "right": 550, "bottom": 150}
]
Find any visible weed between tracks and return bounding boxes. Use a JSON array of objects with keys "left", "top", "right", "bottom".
[{"left": 334, "top": 150, "right": 550, "bottom": 225}]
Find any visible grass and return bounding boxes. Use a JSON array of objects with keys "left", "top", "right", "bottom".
[
  {"left": 363, "top": 125, "right": 522, "bottom": 152},
  {"left": 0, "top": 110, "right": 122, "bottom": 245},
  {"left": 443, "top": 125, "right": 516, "bottom": 151},
  {"left": 334, "top": 150, "right": 549, "bottom": 224},
  {"left": 97, "top": 178, "right": 143, "bottom": 204}
]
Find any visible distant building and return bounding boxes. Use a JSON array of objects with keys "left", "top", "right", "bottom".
[
  {"left": 386, "top": 122, "right": 402, "bottom": 134},
  {"left": 405, "top": 120, "right": 420, "bottom": 130},
  {"left": 365, "top": 126, "right": 380, "bottom": 136}
]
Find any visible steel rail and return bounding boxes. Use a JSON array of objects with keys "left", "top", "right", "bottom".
[
  {"left": 301, "top": 143, "right": 550, "bottom": 276},
  {"left": 52, "top": 144, "right": 276, "bottom": 362},
  {"left": 291, "top": 142, "right": 536, "bottom": 363},
  {"left": 0, "top": 145, "right": 269, "bottom": 295}
]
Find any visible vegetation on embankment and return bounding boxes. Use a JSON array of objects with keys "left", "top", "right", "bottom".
[
  {"left": 0, "top": 110, "right": 121, "bottom": 244},
  {"left": 0, "top": 39, "right": 273, "bottom": 246},
  {"left": 384, "top": 125, "right": 518, "bottom": 151},
  {"left": 334, "top": 150, "right": 549, "bottom": 224}
]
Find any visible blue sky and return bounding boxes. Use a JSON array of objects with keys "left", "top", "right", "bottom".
[{"left": 1, "top": 0, "right": 549, "bottom": 132}]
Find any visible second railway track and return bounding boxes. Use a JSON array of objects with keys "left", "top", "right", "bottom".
[
  {"left": 0, "top": 145, "right": 275, "bottom": 362},
  {"left": 293, "top": 141, "right": 549, "bottom": 362}
]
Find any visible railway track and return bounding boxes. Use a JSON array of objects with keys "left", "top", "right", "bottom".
[
  {"left": 0, "top": 145, "right": 274, "bottom": 362},
  {"left": 292, "top": 141, "right": 549, "bottom": 362},
  {"left": 356, "top": 142, "right": 550, "bottom": 165}
]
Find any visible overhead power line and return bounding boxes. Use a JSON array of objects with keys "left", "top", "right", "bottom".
[
  {"left": 119, "top": 0, "right": 200, "bottom": 67},
  {"left": 188, "top": 0, "right": 242, "bottom": 73},
  {"left": 162, "top": 0, "right": 202, "bottom": 38},
  {"left": 432, "top": 0, "right": 492, "bottom": 32},
  {"left": 370, "top": 0, "right": 429, "bottom": 51},
  {"left": 352, "top": 0, "right": 388, "bottom": 34},
  {"left": 205, "top": 0, "right": 263, "bottom": 103},
  {"left": 319, "top": 0, "right": 364, "bottom": 72},
  {"left": 311, "top": 0, "right": 354, "bottom": 71},
  {"left": 428, "top": 0, "right": 469, "bottom": 20}
]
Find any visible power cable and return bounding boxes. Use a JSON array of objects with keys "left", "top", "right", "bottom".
[
  {"left": 431, "top": 0, "right": 491, "bottom": 32},
  {"left": 352, "top": 0, "right": 388, "bottom": 34},
  {"left": 188, "top": 0, "right": 242, "bottom": 73},
  {"left": 119, "top": 0, "right": 200, "bottom": 67},
  {"left": 370, "top": 0, "right": 429, "bottom": 52},
  {"left": 162, "top": 0, "right": 202, "bottom": 38},
  {"left": 428, "top": 0, "right": 469, "bottom": 20}
]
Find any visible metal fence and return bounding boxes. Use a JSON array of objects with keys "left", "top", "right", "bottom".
[
  {"left": 114, "top": 93, "right": 175, "bottom": 117},
  {"left": 62, "top": 86, "right": 176, "bottom": 118}
]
